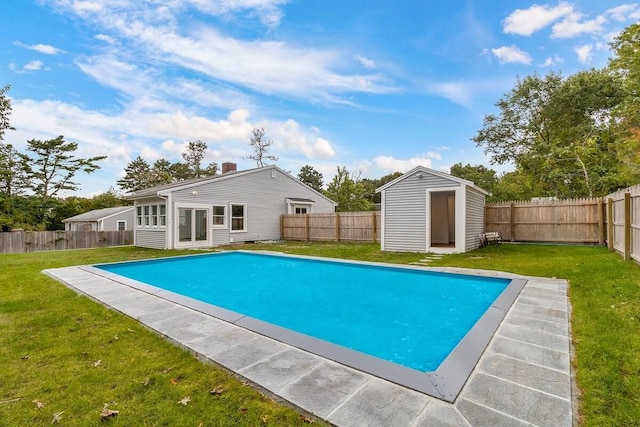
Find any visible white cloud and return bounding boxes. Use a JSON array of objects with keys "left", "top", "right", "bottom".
[
  {"left": 575, "top": 44, "right": 593, "bottom": 64},
  {"left": 24, "top": 60, "right": 44, "bottom": 71},
  {"left": 95, "top": 34, "right": 115, "bottom": 44},
  {"left": 187, "top": 0, "right": 290, "bottom": 27},
  {"left": 540, "top": 56, "right": 563, "bottom": 67},
  {"left": 426, "top": 81, "right": 473, "bottom": 107},
  {"left": 606, "top": 4, "right": 640, "bottom": 21},
  {"left": 504, "top": 2, "right": 573, "bottom": 36},
  {"left": 272, "top": 119, "right": 336, "bottom": 159},
  {"left": 551, "top": 13, "right": 606, "bottom": 38},
  {"left": 52, "top": 2, "right": 397, "bottom": 103},
  {"left": 373, "top": 154, "right": 441, "bottom": 173},
  {"left": 491, "top": 45, "right": 532, "bottom": 64},
  {"left": 355, "top": 55, "right": 377, "bottom": 69},
  {"left": 16, "top": 42, "right": 62, "bottom": 55}
]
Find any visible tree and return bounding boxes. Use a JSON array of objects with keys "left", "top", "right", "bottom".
[
  {"left": 19, "top": 135, "right": 107, "bottom": 224},
  {"left": 361, "top": 171, "right": 403, "bottom": 204},
  {"left": 181, "top": 140, "right": 217, "bottom": 178},
  {"left": 324, "top": 166, "right": 373, "bottom": 212},
  {"left": 117, "top": 156, "right": 154, "bottom": 192},
  {"left": 297, "top": 165, "right": 323, "bottom": 191},
  {"left": 450, "top": 163, "right": 498, "bottom": 195},
  {"left": 608, "top": 23, "right": 640, "bottom": 185},
  {"left": 473, "top": 70, "right": 624, "bottom": 198},
  {"left": 151, "top": 159, "right": 175, "bottom": 186},
  {"left": 246, "top": 128, "right": 278, "bottom": 167},
  {"left": 0, "top": 143, "right": 28, "bottom": 196},
  {"left": 0, "top": 85, "right": 15, "bottom": 142}
]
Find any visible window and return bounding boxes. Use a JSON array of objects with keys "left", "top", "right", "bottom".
[
  {"left": 136, "top": 204, "right": 167, "bottom": 228},
  {"left": 212, "top": 205, "right": 226, "bottom": 228},
  {"left": 295, "top": 206, "right": 308, "bottom": 214},
  {"left": 151, "top": 205, "right": 158, "bottom": 226},
  {"left": 230, "top": 203, "right": 246, "bottom": 232},
  {"left": 159, "top": 205, "right": 166, "bottom": 226},
  {"left": 117, "top": 220, "right": 126, "bottom": 231}
]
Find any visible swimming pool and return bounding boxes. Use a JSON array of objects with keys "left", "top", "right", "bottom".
[{"left": 93, "top": 251, "right": 526, "bottom": 401}]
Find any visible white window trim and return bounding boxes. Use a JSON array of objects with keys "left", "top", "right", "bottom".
[
  {"left": 135, "top": 203, "right": 168, "bottom": 229},
  {"left": 117, "top": 220, "right": 127, "bottom": 231},
  {"left": 212, "top": 204, "right": 227, "bottom": 229},
  {"left": 286, "top": 199, "right": 315, "bottom": 214},
  {"left": 230, "top": 202, "right": 247, "bottom": 233},
  {"left": 174, "top": 203, "right": 212, "bottom": 248}
]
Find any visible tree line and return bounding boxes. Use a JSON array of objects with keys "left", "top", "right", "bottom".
[{"left": 1, "top": 23, "right": 638, "bottom": 229}]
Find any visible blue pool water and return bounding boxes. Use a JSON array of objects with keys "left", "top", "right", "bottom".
[{"left": 96, "top": 252, "right": 510, "bottom": 371}]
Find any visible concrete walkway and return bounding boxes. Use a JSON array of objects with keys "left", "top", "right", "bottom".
[{"left": 44, "top": 265, "right": 574, "bottom": 426}]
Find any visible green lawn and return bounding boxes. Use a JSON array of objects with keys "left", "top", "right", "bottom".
[{"left": 1, "top": 243, "right": 639, "bottom": 426}]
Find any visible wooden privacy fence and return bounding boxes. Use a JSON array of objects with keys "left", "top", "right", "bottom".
[
  {"left": 485, "top": 198, "right": 605, "bottom": 244},
  {"left": 605, "top": 184, "right": 640, "bottom": 263},
  {"left": 0, "top": 230, "right": 134, "bottom": 254},
  {"left": 281, "top": 211, "right": 381, "bottom": 243}
]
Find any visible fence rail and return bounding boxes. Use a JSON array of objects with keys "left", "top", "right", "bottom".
[
  {"left": 0, "top": 230, "right": 134, "bottom": 254},
  {"left": 281, "top": 211, "right": 381, "bottom": 243},
  {"left": 485, "top": 198, "right": 604, "bottom": 244}
]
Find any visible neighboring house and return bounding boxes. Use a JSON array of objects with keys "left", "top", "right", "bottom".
[
  {"left": 62, "top": 206, "right": 135, "bottom": 232},
  {"left": 376, "top": 165, "right": 489, "bottom": 253},
  {"left": 128, "top": 164, "right": 336, "bottom": 250}
]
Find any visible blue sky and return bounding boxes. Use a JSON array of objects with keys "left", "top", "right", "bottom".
[{"left": 2, "top": 1, "right": 638, "bottom": 196}]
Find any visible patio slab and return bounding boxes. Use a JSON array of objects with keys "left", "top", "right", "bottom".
[{"left": 43, "top": 265, "right": 575, "bottom": 426}]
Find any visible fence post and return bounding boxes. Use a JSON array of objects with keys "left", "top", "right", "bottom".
[
  {"left": 509, "top": 202, "right": 515, "bottom": 242},
  {"left": 607, "top": 198, "right": 614, "bottom": 251},
  {"left": 624, "top": 193, "right": 631, "bottom": 260},
  {"left": 305, "top": 214, "right": 310, "bottom": 242},
  {"left": 280, "top": 215, "right": 284, "bottom": 240},
  {"left": 371, "top": 211, "right": 377, "bottom": 243},
  {"left": 597, "top": 197, "right": 605, "bottom": 246},
  {"left": 335, "top": 213, "right": 340, "bottom": 242}
]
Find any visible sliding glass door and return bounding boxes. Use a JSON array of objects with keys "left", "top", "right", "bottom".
[{"left": 177, "top": 207, "right": 209, "bottom": 246}]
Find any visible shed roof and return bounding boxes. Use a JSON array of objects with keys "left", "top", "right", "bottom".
[
  {"left": 375, "top": 165, "right": 489, "bottom": 196},
  {"left": 62, "top": 206, "right": 134, "bottom": 223}
]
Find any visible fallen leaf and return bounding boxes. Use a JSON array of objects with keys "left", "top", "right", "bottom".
[
  {"left": 162, "top": 367, "right": 173, "bottom": 374},
  {"left": 209, "top": 385, "right": 226, "bottom": 396},
  {"left": 52, "top": 411, "right": 64, "bottom": 423},
  {"left": 113, "top": 334, "right": 119, "bottom": 340},
  {"left": 239, "top": 407, "right": 248, "bottom": 414},
  {"left": 299, "top": 414, "right": 314, "bottom": 424},
  {"left": 32, "top": 400, "right": 44, "bottom": 408},
  {"left": 142, "top": 377, "right": 150, "bottom": 386},
  {"left": 178, "top": 396, "right": 191, "bottom": 406},
  {"left": 100, "top": 404, "right": 119, "bottom": 418},
  {"left": 170, "top": 378, "right": 180, "bottom": 385},
  {"left": 92, "top": 360, "right": 102, "bottom": 367},
  {"left": 261, "top": 415, "right": 269, "bottom": 423}
]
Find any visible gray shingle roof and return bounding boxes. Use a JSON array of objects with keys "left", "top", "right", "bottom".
[{"left": 62, "top": 206, "right": 134, "bottom": 222}]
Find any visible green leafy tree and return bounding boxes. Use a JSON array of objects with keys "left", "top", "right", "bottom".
[
  {"left": 608, "top": 23, "right": 640, "bottom": 185},
  {"left": 246, "top": 128, "right": 278, "bottom": 167},
  {"left": 361, "top": 171, "right": 403, "bottom": 204},
  {"left": 181, "top": 140, "right": 217, "bottom": 178},
  {"left": 449, "top": 163, "right": 498, "bottom": 195},
  {"left": 151, "top": 159, "right": 175, "bottom": 186},
  {"left": 0, "top": 85, "right": 15, "bottom": 142},
  {"left": 297, "top": 165, "right": 324, "bottom": 191},
  {"left": 0, "top": 143, "right": 29, "bottom": 196},
  {"left": 473, "top": 70, "right": 623, "bottom": 198},
  {"left": 324, "top": 166, "right": 373, "bottom": 212},
  {"left": 19, "top": 135, "right": 107, "bottom": 225},
  {"left": 117, "top": 156, "right": 154, "bottom": 192}
]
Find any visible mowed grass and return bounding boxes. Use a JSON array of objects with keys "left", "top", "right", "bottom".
[
  {"left": 232, "top": 241, "right": 640, "bottom": 427},
  {"left": 1, "top": 242, "right": 639, "bottom": 426},
  {"left": 0, "top": 247, "right": 326, "bottom": 426}
]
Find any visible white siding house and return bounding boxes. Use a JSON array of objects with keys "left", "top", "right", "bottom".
[
  {"left": 376, "top": 166, "right": 489, "bottom": 253},
  {"left": 128, "top": 165, "right": 336, "bottom": 249},
  {"left": 62, "top": 206, "right": 135, "bottom": 231}
]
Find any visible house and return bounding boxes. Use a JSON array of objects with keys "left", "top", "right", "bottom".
[
  {"left": 128, "top": 163, "right": 336, "bottom": 249},
  {"left": 376, "top": 165, "right": 489, "bottom": 253},
  {"left": 62, "top": 206, "right": 135, "bottom": 232}
]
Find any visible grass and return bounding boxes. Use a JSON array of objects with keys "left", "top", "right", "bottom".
[
  {"left": 1, "top": 242, "right": 639, "bottom": 426},
  {"left": 0, "top": 247, "right": 326, "bottom": 426}
]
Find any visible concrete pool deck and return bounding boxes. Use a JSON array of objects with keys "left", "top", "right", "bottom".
[{"left": 44, "top": 265, "right": 574, "bottom": 426}]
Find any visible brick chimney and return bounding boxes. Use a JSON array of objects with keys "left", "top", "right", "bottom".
[{"left": 222, "top": 162, "right": 237, "bottom": 174}]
